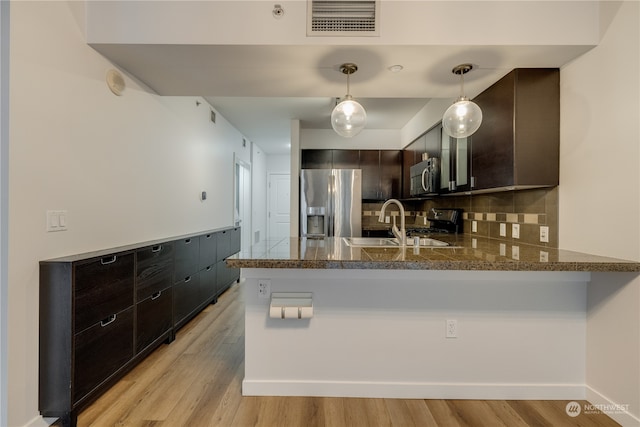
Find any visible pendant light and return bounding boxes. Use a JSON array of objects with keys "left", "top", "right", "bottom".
[
  {"left": 442, "top": 64, "right": 483, "bottom": 139},
  {"left": 331, "top": 63, "right": 367, "bottom": 138}
]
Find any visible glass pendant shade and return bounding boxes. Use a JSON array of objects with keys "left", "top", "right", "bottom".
[
  {"left": 442, "top": 64, "right": 483, "bottom": 138},
  {"left": 442, "top": 97, "right": 483, "bottom": 138},
  {"left": 331, "top": 95, "right": 367, "bottom": 138}
]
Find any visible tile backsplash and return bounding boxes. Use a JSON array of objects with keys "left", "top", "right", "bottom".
[{"left": 362, "top": 187, "right": 558, "bottom": 247}]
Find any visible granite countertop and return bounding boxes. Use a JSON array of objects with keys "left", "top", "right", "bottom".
[{"left": 227, "top": 235, "right": 640, "bottom": 272}]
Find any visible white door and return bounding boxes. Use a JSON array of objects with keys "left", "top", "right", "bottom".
[
  {"left": 268, "top": 173, "right": 290, "bottom": 240},
  {"left": 234, "top": 157, "right": 252, "bottom": 252}
]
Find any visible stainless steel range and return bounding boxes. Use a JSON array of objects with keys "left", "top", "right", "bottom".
[{"left": 409, "top": 208, "right": 463, "bottom": 235}]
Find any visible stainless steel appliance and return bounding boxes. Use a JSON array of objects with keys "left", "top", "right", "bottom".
[
  {"left": 410, "top": 156, "right": 440, "bottom": 197},
  {"left": 300, "top": 169, "right": 362, "bottom": 238},
  {"left": 408, "top": 208, "right": 464, "bottom": 235}
]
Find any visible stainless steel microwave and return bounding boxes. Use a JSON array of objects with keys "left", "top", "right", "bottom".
[{"left": 410, "top": 158, "right": 440, "bottom": 197}]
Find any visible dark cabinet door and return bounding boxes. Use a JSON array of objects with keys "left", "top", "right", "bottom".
[
  {"left": 229, "top": 227, "right": 241, "bottom": 255},
  {"left": 470, "top": 71, "right": 515, "bottom": 190},
  {"left": 136, "top": 243, "right": 174, "bottom": 301},
  {"left": 379, "top": 150, "right": 402, "bottom": 200},
  {"left": 136, "top": 288, "right": 172, "bottom": 354},
  {"left": 359, "top": 150, "right": 381, "bottom": 200},
  {"left": 301, "top": 149, "right": 332, "bottom": 169},
  {"left": 74, "top": 306, "right": 134, "bottom": 402},
  {"left": 174, "top": 238, "right": 199, "bottom": 282},
  {"left": 199, "top": 264, "right": 217, "bottom": 302},
  {"left": 470, "top": 68, "right": 559, "bottom": 191},
  {"left": 331, "top": 150, "right": 359, "bottom": 169},
  {"left": 74, "top": 253, "right": 134, "bottom": 333},
  {"left": 173, "top": 274, "right": 201, "bottom": 325},
  {"left": 216, "top": 229, "right": 230, "bottom": 260},
  {"left": 198, "top": 233, "right": 217, "bottom": 270}
]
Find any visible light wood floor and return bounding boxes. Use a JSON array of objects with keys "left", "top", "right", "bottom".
[{"left": 78, "top": 281, "right": 620, "bottom": 427}]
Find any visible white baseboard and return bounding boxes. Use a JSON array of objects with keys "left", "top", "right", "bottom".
[
  {"left": 243, "top": 380, "right": 586, "bottom": 400},
  {"left": 586, "top": 386, "right": 640, "bottom": 427},
  {"left": 24, "top": 415, "right": 56, "bottom": 427}
]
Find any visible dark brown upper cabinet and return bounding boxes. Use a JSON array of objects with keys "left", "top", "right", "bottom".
[
  {"left": 470, "top": 68, "right": 559, "bottom": 191},
  {"left": 301, "top": 149, "right": 402, "bottom": 201},
  {"left": 301, "top": 149, "right": 333, "bottom": 169},
  {"left": 331, "top": 150, "right": 360, "bottom": 169}
]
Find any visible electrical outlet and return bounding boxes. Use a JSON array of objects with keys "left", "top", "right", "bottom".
[
  {"left": 385, "top": 216, "right": 390, "bottom": 224},
  {"left": 512, "top": 223, "right": 520, "bottom": 239},
  {"left": 499, "top": 223, "right": 507, "bottom": 237},
  {"left": 472, "top": 220, "right": 477, "bottom": 233},
  {"left": 257, "top": 279, "right": 271, "bottom": 299},
  {"left": 512, "top": 245, "right": 520, "bottom": 260},
  {"left": 540, "top": 251, "right": 549, "bottom": 262},
  {"left": 446, "top": 319, "right": 458, "bottom": 338},
  {"left": 540, "top": 226, "right": 549, "bottom": 243}
]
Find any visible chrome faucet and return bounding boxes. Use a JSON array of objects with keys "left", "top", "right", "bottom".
[{"left": 378, "top": 199, "right": 406, "bottom": 246}]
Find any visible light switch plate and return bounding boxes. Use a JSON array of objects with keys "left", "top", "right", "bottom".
[
  {"left": 540, "top": 226, "right": 550, "bottom": 243},
  {"left": 499, "top": 223, "right": 507, "bottom": 237},
  {"left": 472, "top": 220, "right": 477, "bottom": 233},
  {"left": 46, "top": 210, "right": 68, "bottom": 232}
]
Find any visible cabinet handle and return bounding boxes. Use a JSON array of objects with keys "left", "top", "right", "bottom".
[
  {"left": 151, "top": 245, "right": 162, "bottom": 253},
  {"left": 184, "top": 276, "right": 192, "bottom": 283},
  {"left": 206, "top": 266, "right": 212, "bottom": 271},
  {"left": 100, "top": 314, "right": 117, "bottom": 327},
  {"left": 185, "top": 238, "right": 191, "bottom": 244},
  {"left": 151, "top": 291, "right": 162, "bottom": 300},
  {"left": 100, "top": 256, "right": 117, "bottom": 265},
  {"left": 205, "top": 234, "right": 212, "bottom": 239}
]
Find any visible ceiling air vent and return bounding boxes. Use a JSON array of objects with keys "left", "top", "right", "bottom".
[{"left": 307, "top": 0, "right": 380, "bottom": 37}]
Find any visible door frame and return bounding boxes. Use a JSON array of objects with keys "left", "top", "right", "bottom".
[{"left": 233, "top": 154, "right": 252, "bottom": 250}]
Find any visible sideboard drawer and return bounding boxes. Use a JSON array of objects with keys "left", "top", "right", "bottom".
[
  {"left": 74, "top": 253, "right": 134, "bottom": 333},
  {"left": 136, "top": 243, "right": 174, "bottom": 301},
  {"left": 73, "top": 306, "right": 134, "bottom": 402}
]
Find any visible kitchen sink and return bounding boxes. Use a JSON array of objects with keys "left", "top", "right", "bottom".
[
  {"left": 342, "top": 237, "right": 451, "bottom": 248},
  {"left": 343, "top": 237, "right": 400, "bottom": 247}
]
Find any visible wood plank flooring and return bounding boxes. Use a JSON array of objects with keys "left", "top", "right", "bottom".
[{"left": 78, "top": 281, "right": 620, "bottom": 427}]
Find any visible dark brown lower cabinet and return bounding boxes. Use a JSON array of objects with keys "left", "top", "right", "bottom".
[
  {"left": 136, "top": 287, "right": 173, "bottom": 354},
  {"left": 173, "top": 274, "right": 202, "bottom": 328},
  {"left": 39, "top": 226, "right": 241, "bottom": 427},
  {"left": 74, "top": 306, "right": 134, "bottom": 403},
  {"left": 200, "top": 264, "right": 218, "bottom": 303}
]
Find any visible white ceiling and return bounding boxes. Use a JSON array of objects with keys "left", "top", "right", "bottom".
[{"left": 94, "top": 43, "right": 594, "bottom": 154}]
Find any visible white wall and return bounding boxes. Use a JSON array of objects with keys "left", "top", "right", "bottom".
[
  {"left": 244, "top": 269, "right": 589, "bottom": 400},
  {"left": 559, "top": 2, "right": 640, "bottom": 425},
  {"left": 266, "top": 153, "right": 291, "bottom": 175},
  {"left": 8, "top": 2, "right": 249, "bottom": 426}
]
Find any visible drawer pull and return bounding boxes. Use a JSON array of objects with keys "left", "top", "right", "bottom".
[
  {"left": 206, "top": 266, "right": 212, "bottom": 271},
  {"left": 100, "top": 314, "right": 117, "bottom": 327},
  {"left": 151, "top": 245, "right": 162, "bottom": 253},
  {"left": 100, "top": 256, "right": 117, "bottom": 265},
  {"left": 184, "top": 276, "right": 192, "bottom": 283},
  {"left": 151, "top": 291, "right": 162, "bottom": 300},
  {"left": 205, "top": 234, "right": 212, "bottom": 239},
  {"left": 185, "top": 239, "right": 192, "bottom": 244}
]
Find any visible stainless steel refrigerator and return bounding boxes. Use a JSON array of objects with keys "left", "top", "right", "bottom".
[{"left": 300, "top": 169, "right": 362, "bottom": 238}]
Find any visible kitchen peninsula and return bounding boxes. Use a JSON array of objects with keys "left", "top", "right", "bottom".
[{"left": 228, "top": 236, "right": 640, "bottom": 402}]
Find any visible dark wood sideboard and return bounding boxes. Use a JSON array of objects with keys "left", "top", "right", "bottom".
[{"left": 39, "top": 227, "right": 241, "bottom": 427}]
